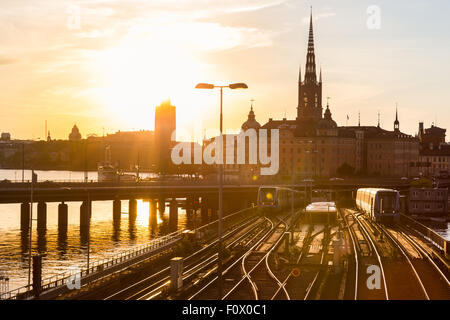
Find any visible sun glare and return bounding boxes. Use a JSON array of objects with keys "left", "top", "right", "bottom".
[
  {"left": 135, "top": 199, "right": 163, "bottom": 227},
  {"left": 95, "top": 33, "right": 207, "bottom": 130}
]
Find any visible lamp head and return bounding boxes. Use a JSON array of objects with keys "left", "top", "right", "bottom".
[
  {"left": 229, "top": 83, "right": 248, "bottom": 89},
  {"left": 195, "top": 83, "right": 215, "bottom": 89}
]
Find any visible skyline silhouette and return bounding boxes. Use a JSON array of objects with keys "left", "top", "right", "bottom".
[{"left": 0, "top": 1, "right": 449, "bottom": 142}]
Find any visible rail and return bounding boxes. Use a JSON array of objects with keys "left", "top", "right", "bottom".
[
  {"left": 195, "top": 205, "right": 256, "bottom": 235},
  {"left": 1, "top": 206, "right": 257, "bottom": 300},
  {"left": 0, "top": 229, "right": 185, "bottom": 300},
  {"left": 399, "top": 214, "right": 449, "bottom": 258}
]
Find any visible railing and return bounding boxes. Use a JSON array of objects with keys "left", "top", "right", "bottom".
[
  {"left": 400, "top": 214, "right": 449, "bottom": 257},
  {"left": 0, "top": 229, "right": 185, "bottom": 300},
  {"left": 1, "top": 206, "right": 259, "bottom": 300},
  {"left": 2, "top": 179, "right": 97, "bottom": 184}
]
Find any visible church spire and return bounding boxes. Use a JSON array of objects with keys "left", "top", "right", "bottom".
[
  {"left": 297, "top": 7, "right": 322, "bottom": 121},
  {"left": 394, "top": 103, "right": 400, "bottom": 131},
  {"left": 305, "top": 7, "right": 317, "bottom": 84},
  {"left": 298, "top": 66, "right": 302, "bottom": 83}
]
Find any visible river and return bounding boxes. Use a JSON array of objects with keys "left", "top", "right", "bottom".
[{"left": 0, "top": 169, "right": 191, "bottom": 293}]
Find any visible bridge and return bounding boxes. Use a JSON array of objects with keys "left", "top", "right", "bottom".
[
  {"left": 0, "top": 177, "right": 415, "bottom": 232},
  {"left": 0, "top": 175, "right": 448, "bottom": 300}
]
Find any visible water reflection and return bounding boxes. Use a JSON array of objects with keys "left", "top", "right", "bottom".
[
  {"left": 0, "top": 198, "right": 188, "bottom": 292},
  {"left": 112, "top": 219, "right": 121, "bottom": 242},
  {"left": 37, "top": 229, "right": 47, "bottom": 254},
  {"left": 20, "top": 230, "right": 29, "bottom": 256},
  {"left": 80, "top": 225, "right": 89, "bottom": 246},
  {"left": 128, "top": 218, "right": 137, "bottom": 241},
  {"left": 57, "top": 231, "right": 68, "bottom": 259},
  {"left": 423, "top": 220, "right": 450, "bottom": 240}
]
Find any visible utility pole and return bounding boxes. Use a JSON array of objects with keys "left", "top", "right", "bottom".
[
  {"left": 195, "top": 82, "right": 248, "bottom": 300},
  {"left": 291, "top": 151, "right": 295, "bottom": 244},
  {"left": 137, "top": 150, "right": 140, "bottom": 181},
  {"left": 87, "top": 191, "right": 91, "bottom": 272},
  {"left": 28, "top": 170, "right": 37, "bottom": 286},
  {"left": 218, "top": 86, "right": 223, "bottom": 299},
  {"left": 22, "top": 143, "right": 25, "bottom": 182},
  {"left": 84, "top": 140, "right": 88, "bottom": 183}
]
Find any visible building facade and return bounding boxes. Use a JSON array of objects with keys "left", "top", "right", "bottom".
[
  {"left": 236, "top": 11, "right": 419, "bottom": 181},
  {"left": 416, "top": 122, "right": 450, "bottom": 177},
  {"left": 408, "top": 188, "right": 448, "bottom": 216},
  {"left": 155, "top": 100, "right": 176, "bottom": 173},
  {"left": 68, "top": 125, "right": 82, "bottom": 141}
]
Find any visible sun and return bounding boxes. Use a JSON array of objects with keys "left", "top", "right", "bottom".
[{"left": 94, "top": 33, "right": 207, "bottom": 130}]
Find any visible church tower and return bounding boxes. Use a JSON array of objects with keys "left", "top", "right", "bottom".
[
  {"left": 394, "top": 107, "right": 400, "bottom": 132},
  {"left": 297, "top": 9, "right": 322, "bottom": 122}
]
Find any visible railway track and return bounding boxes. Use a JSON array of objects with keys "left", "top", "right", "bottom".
[
  {"left": 339, "top": 208, "right": 358, "bottom": 300},
  {"left": 222, "top": 217, "right": 290, "bottom": 300},
  {"left": 104, "top": 214, "right": 265, "bottom": 300},
  {"left": 343, "top": 209, "right": 389, "bottom": 300},
  {"left": 344, "top": 208, "right": 450, "bottom": 300},
  {"left": 300, "top": 225, "right": 330, "bottom": 300},
  {"left": 381, "top": 224, "right": 450, "bottom": 299},
  {"left": 188, "top": 211, "right": 301, "bottom": 300},
  {"left": 360, "top": 215, "right": 435, "bottom": 300},
  {"left": 269, "top": 223, "right": 331, "bottom": 300}
]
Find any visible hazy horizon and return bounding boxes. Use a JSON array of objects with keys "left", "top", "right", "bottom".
[{"left": 1, "top": 0, "right": 449, "bottom": 141}]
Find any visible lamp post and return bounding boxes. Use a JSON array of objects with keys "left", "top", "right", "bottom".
[{"left": 195, "top": 82, "right": 248, "bottom": 298}]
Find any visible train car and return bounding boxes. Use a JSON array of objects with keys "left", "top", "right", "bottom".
[
  {"left": 356, "top": 188, "right": 400, "bottom": 223},
  {"left": 257, "top": 186, "right": 303, "bottom": 214},
  {"left": 305, "top": 202, "right": 337, "bottom": 224}
]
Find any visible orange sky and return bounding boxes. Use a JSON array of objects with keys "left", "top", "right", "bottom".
[{"left": 1, "top": 0, "right": 449, "bottom": 141}]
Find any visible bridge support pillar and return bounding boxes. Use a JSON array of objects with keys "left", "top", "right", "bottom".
[
  {"left": 20, "top": 202, "right": 30, "bottom": 230},
  {"left": 37, "top": 202, "right": 47, "bottom": 230},
  {"left": 58, "top": 202, "right": 68, "bottom": 232},
  {"left": 128, "top": 199, "right": 137, "bottom": 222},
  {"left": 158, "top": 198, "right": 166, "bottom": 216},
  {"left": 113, "top": 199, "right": 121, "bottom": 221},
  {"left": 80, "top": 200, "right": 91, "bottom": 229},
  {"left": 150, "top": 199, "right": 157, "bottom": 230},
  {"left": 169, "top": 199, "right": 178, "bottom": 231}
]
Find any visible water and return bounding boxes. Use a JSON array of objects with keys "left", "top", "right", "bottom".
[
  {"left": 0, "top": 169, "right": 190, "bottom": 293},
  {"left": 422, "top": 221, "right": 450, "bottom": 241},
  {"left": 0, "top": 168, "right": 156, "bottom": 182}
]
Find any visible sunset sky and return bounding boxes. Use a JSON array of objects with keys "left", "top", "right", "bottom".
[{"left": 1, "top": 0, "right": 449, "bottom": 141}]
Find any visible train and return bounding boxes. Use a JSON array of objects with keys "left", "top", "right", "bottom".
[
  {"left": 355, "top": 188, "right": 400, "bottom": 223},
  {"left": 305, "top": 202, "right": 338, "bottom": 223},
  {"left": 257, "top": 186, "right": 304, "bottom": 214}
]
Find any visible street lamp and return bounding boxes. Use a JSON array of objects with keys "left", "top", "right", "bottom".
[{"left": 195, "top": 82, "right": 248, "bottom": 299}]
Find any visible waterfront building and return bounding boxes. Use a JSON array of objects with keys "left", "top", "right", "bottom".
[
  {"left": 408, "top": 188, "right": 448, "bottom": 217},
  {"left": 155, "top": 100, "right": 177, "bottom": 173},
  {"left": 417, "top": 122, "right": 450, "bottom": 177},
  {"left": 0, "top": 133, "right": 11, "bottom": 141},
  {"left": 68, "top": 124, "right": 82, "bottom": 141},
  {"left": 237, "top": 10, "right": 419, "bottom": 182}
]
